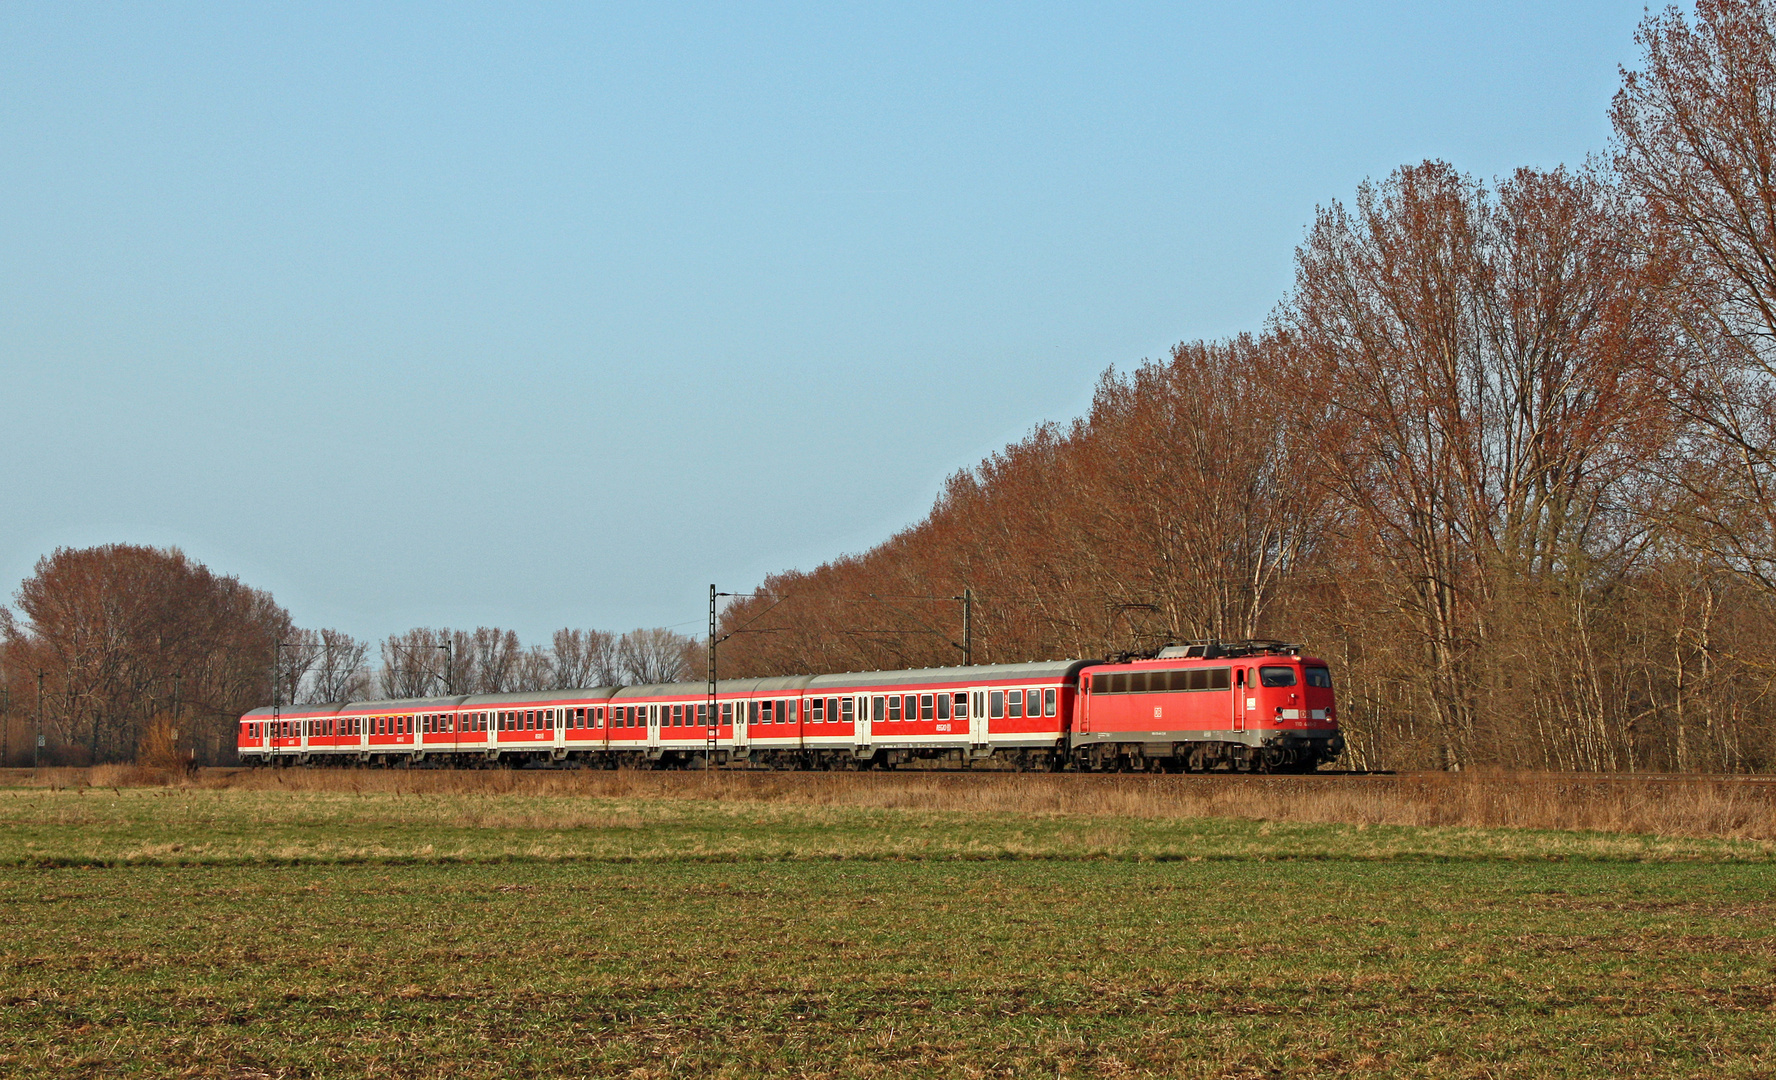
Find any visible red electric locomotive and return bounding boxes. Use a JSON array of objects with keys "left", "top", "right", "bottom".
[{"left": 238, "top": 641, "right": 1340, "bottom": 772}]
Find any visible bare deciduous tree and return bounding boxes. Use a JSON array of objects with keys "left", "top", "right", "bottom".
[
  {"left": 379, "top": 629, "right": 451, "bottom": 699},
  {"left": 551, "top": 628, "right": 619, "bottom": 688},
  {"left": 306, "top": 629, "right": 370, "bottom": 704},
  {"left": 618, "top": 627, "right": 694, "bottom": 685},
  {"left": 0, "top": 544, "right": 292, "bottom": 764},
  {"left": 1614, "top": 0, "right": 1776, "bottom": 593}
]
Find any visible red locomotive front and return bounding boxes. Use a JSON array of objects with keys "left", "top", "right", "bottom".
[{"left": 1071, "top": 641, "right": 1341, "bottom": 772}]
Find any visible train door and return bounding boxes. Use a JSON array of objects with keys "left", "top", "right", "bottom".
[
  {"left": 967, "top": 689, "right": 987, "bottom": 748},
  {"left": 735, "top": 699, "right": 752, "bottom": 752},
  {"left": 854, "top": 694, "right": 871, "bottom": 751},
  {"left": 553, "top": 708, "right": 566, "bottom": 753},
  {"left": 1234, "top": 668, "right": 1249, "bottom": 732},
  {"left": 1077, "top": 675, "right": 1092, "bottom": 733},
  {"left": 645, "top": 705, "right": 661, "bottom": 750}
]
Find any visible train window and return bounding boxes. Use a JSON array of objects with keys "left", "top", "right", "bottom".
[
  {"left": 1306, "top": 667, "right": 1332, "bottom": 688},
  {"left": 721, "top": 702, "right": 733, "bottom": 724},
  {"left": 760, "top": 700, "right": 773, "bottom": 724},
  {"left": 694, "top": 703, "right": 705, "bottom": 725},
  {"left": 841, "top": 698, "right": 854, "bottom": 723},
  {"left": 902, "top": 694, "right": 916, "bottom": 720},
  {"left": 871, "top": 696, "right": 885, "bottom": 721},
  {"left": 1259, "top": 666, "right": 1297, "bottom": 687},
  {"left": 1044, "top": 688, "right": 1057, "bottom": 716},
  {"left": 953, "top": 692, "right": 968, "bottom": 718},
  {"left": 989, "top": 690, "right": 1004, "bottom": 718},
  {"left": 936, "top": 694, "right": 949, "bottom": 720},
  {"left": 1209, "top": 668, "right": 1230, "bottom": 690},
  {"left": 810, "top": 698, "right": 824, "bottom": 722},
  {"left": 1008, "top": 690, "right": 1023, "bottom": 718},
  {"left": 915, "top": 694, "right": 930, "bottom": 721},
  {"left": 887, "top": 695, "right": 901, "bottom": 722},
  {"left": 825, "top": 697, "right": 838, "bottom": 722}
]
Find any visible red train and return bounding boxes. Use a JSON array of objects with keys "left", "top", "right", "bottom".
[{"left": 238, "top": 641, "right": 1341, "bottom": 772}]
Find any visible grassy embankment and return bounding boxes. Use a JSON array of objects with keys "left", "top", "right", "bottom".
[{"left": 1, "top": 769, "right": 1773, "bottom": 1077}]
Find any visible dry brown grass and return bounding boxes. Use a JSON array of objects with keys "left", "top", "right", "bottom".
[{"left": 6, "top": 765, "right": 1776, "bottom": 839}]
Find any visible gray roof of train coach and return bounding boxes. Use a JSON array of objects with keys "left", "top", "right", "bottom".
[
  {"left": 243, "top": 702, "right": 345, "bottom": 719},
  {"left": 807, "top": 659, "right": 1095, "bottom": 689},
  {"left": 242, "top": 661, "right": 1099, "bottom": 719},
  {"left": 244, "top": 695, "right": 468, "bottom": 718},
  {"left": 458, "top": 688, "right": 619, "bottom": 708},
  {"left": 610, "top": 675, "right": 818, "bottom": 700}
]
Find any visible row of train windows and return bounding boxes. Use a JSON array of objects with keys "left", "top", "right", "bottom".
[
  {"left": 1093, "top": 668, "right": 1234, "bottom": 695},
  {"left": 248, "top": 688, "right": 1064, "bottom": 740}
]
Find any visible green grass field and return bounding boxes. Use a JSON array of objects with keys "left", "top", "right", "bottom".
[{"left": 2, "top": 777, "right": 1773, "bottom": 1078}]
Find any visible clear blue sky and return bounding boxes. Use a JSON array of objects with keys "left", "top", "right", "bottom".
[{"left": 2, "top": 1, "right": 1648, "bottom": 645}]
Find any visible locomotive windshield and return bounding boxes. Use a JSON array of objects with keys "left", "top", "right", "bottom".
[
  {"left": 1258, "top": 666, "right": 1297, "bottom": 687},
  {"left": 1305, "top": 667, "right": 1332, "bottom": 688}
]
